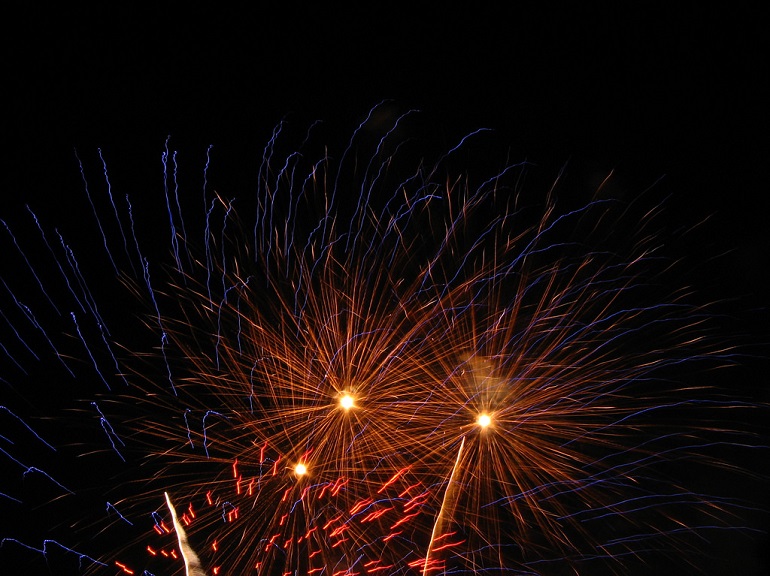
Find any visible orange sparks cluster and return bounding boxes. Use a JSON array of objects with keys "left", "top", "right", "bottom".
[{"left": 3, "top": 106, "right": 751, "bottom": 576}]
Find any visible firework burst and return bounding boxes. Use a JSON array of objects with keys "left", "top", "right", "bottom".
[{"left": 0, "top": 104, "right": 765, "bottom": 575}]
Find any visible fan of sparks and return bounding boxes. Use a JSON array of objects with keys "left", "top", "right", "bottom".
[{"left": 0, "top": 105, "right": 761, "bottom": 576}]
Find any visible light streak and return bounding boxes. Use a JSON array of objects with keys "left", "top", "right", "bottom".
[
  {"left": 424, "top": 436, "right": 464, "bottom": 576},
  {"left": 165, "top": 491, "right": 207, "bottom": 576}
]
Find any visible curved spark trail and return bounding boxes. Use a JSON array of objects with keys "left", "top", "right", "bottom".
[
  {"left": 424, "top": 436, "right": 465, "bottom": 576},
  {"left": 165, "top": 491, "right": 206, "bottom": 576}
]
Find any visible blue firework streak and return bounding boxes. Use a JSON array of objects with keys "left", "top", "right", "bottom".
[{"left": 0, "top": 104, "right": 766, "bottom": 575}]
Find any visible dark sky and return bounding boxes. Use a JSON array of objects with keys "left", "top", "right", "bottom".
[
  {"left": 5, "top": 4, "right": 768, "bottom": 289},
  {"left": 2, "top": 3, "right": 769, "bottom": 575}
]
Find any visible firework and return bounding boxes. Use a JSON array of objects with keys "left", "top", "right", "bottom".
[{"left": 0, "top": 104, "right": 764, "bottom": 575}]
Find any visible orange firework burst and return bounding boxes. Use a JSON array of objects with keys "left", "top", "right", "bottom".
[{"left": 0, "top": 105, "right": 764, "bottom": 576}]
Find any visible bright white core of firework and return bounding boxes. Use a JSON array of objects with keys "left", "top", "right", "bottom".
[{"left": 339, "top": 394, "right": 355, "bottom": 411}]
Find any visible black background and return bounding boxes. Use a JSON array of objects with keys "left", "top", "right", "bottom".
[
  {"left": 4, "top": 5, "right": 769, "bottom": 300},
  {"left": 2, "top": 3, "right": 769, "bottom": 575}
]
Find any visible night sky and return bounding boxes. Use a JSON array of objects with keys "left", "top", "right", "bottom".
[
  {"left": 3, "top": 4, "right": 769, "bottom": 575},
  {"left": 5, "top": 5, "right": 769, "bottom": 301}
]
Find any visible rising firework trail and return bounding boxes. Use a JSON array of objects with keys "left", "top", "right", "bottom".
[
  {"left": 165, "top": 492, "right": 205, "bottom": 576},
  {"left": 0, "top": 103, "right": 766, "bottom": 575}
]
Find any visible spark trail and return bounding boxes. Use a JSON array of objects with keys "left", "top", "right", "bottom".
[
  {"left": 165, "top": 491, "right": 206, "bottom": 576},
  {"left": 424, "top": 436, "right": 465, "bottom": 576}
]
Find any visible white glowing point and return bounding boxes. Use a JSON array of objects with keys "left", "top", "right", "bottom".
[
  {"left": 339, "top": 393, "right": 355, "bottom": 411},
  {"left": 294, "top": 462, "right": 308, "bottom": 477},
  {"left": 477, "top": 413, "right": 492, "bottom": 428}
]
